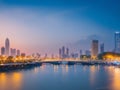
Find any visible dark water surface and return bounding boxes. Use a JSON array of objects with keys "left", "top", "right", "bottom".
[{"left": 0, "top": 64, "right": 120, "bottom": 90}]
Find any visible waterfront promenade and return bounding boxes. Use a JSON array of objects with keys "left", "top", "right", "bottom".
[
  {"left": 41, "top": 59, "right": 120, "bottom": 65},
  {"left": 0, "top": 59, "right": 120, "bottom": 71}
]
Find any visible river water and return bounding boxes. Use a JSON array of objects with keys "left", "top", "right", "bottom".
[{"left": 0, "top": 64, "right": 120, "bottom": 90}]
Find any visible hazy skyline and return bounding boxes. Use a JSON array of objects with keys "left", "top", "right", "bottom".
[{"left": 0, "top": 0, "right": 120, "bottom": 55}]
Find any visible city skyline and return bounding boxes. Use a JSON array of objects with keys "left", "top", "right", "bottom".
[
  {"left": 0, "top": 38, "right": 21, "bottom": 57},
  {"left": 0, "top": 1, "right": 120, "bottom": 90},
  {"left": 0, "top": 0, "right": 120, "bottom": 55},
  {"left": 0, "top": 32, "right": 117, "bottom": 57}
]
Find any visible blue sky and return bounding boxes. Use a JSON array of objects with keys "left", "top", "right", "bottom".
[{"left": 0, "top": 0, "right": 120, "bottom": 55}]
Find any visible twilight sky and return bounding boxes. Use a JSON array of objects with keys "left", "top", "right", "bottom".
[{"left": 0, "top": 0, "right": 120, "bottom": 55}]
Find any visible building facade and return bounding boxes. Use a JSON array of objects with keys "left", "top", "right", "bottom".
[
  {"left": 100, "top": 43, "right": 104, "bottom": 54},
  {"left": 91, "top": 40, "right": 99, "bottom": 59},
  {"left": 17, "top": 49, "right": 20, "bottom": 56},
  {"left": 115, "top": 32, "right": 120, "bottom": 53},
  {"left": 1, "top": 47, "right": 5, "bottom": 55},
  {"left": 5, "top": 38, "right": 10, "bottom": 56}
]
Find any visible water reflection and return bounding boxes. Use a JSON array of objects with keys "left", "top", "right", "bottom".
[
  {"left": 62, "top": 65, "right": 69, "bottom": 74},
  {"left": 111, "top": 68, "right": 120, "bottom": 90},
  {"left": 0, "top": 72, "right": 22, "bottom": 90},
  {"left": 39, "top": 64, "right": 47, "bottom": 72},
  {"left": 0, "top": 64, "right": 120, "bottom": 90},
  {"left": 53, "top": 65, "right": 59, "bottom": 73},
  {"left": 89, "top": 66, "right": 97, "bottom": 85}
]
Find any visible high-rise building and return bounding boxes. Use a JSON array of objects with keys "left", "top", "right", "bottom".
[
  {"left": 115, "top": 32, "right": 120, "bottom": 53},
  {"left": 10, "top": 48, "right": 13, "bottom": 56},
  {"left": 85, "top": 50, "right": 91, "bottom": 56},
  {"left": 11, "top": 48, "right": 16, "bottom": 57},
  {"left": 1, "top": 47, "right": 5, "bottom": 55},
  {"left": 61, "top": 46, "right": 65, "bottom": 58},
  {"left": 5, "top": 38, "right": 10, "bottom": 56},
  {"left": 100, "top": 43, "right": 104, "bottom": 54},
  {"left": 66, "top": 48, "right": 69, "bottom": 57},
  {"left": 59, "top": 46, "right": 70, "bottom": 58},
  {"left": 80, "top": 50, "right": 82, "bottom": 55},
  {"left": 17, "top": 49, "right": 20, "bottom": 56},
  {"left": 91, "top": 40, "right": 99, "bottom": 59},
  {"left": 13, "top": 49, "right": 16, "bottom": 56},
  {"left": 59, "top": 48, "right": 62, "bottom": 58},
  {"left": 61, "top": 46, "right": 65, "bottom": 55},
  {"left": 71, "top": 53, "right": 78, "bottom": 58}
]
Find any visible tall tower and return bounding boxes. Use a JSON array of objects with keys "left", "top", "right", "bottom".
[
  {"left": 59, "top": 48, "right": 62, "bottom": 58},
  {"left": 115, "top": 32, "right": 120, "bottom": 53},
  {"left": 66, "top": 48, "right": 69, "bottom": 57},
  {"left": 91, "top": 40, "right": 99, "bottom": 59},
  {"left": 5, "top": 38, "right": 10, "bottom": 56},
  {"left": 100, "top": 43, "right": 104, "bottom": 54},
  {"left": 17, "top": 49, "right": 20, "bottom": 56},
  {"left": 61, "top": 46, "right": 65, "bottom": 58}
]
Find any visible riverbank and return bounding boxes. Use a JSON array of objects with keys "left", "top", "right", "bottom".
[
  {"left": 41, "top": 60, "right": 120, "bottom": 66},
  {"left": 0, "top": 60, "right": 120, "bottom": 72},
  {"left": 0, "top": 62, "right": 42, "bottom": 72}
]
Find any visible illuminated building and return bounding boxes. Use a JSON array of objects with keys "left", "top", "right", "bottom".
[
  {"left": 66, "top": 48, "right": 69, "bottom": 57},
  {"left": 17, "top": 50, "right": 20, "bottom": 56},
  {"left": 61, "top": 46, "right": 65, "bottom": 58},
  {"left": 5, "top": 38, "right": 10, "bottom": 56},
  {"left": 10, "top": 48, "right": 13, "bottom": 56},
  {"left": 13, "top": 49, "right": 16, "bottom": 57},
  {"left": 60, "top": 46, "right": 70, "bottom": 58},
  {"left": 91, "top": 40, "right": 99, "bottom": 59},
  {"left": 21, "top": 53, "right": 26, "bottom": 57},
  {"left": 1, "top": 47, "right": 5, "bottom": 55},
  {"left": 11, "top": 48, "right": 16, "bottom": 57},
  {"left": 115, "top": 32, "right": 120, "bottom": 53},
  {"left": 101, "top": 52, "right": 120, "bottom": 60}
]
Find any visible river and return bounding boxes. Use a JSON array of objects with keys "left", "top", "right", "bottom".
[{"left": 0, "top": 64, "right": 120, "bottom": 90}]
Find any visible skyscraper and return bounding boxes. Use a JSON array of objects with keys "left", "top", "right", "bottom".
[
  {"left": 114, "top": 32, "right": 120, "bottom": 53},
  {"left": 10, "top": 48, "right": 16, "bottom": 57},
  {"left": 61, "top": 46, "right": 65, "bottom": 58},
  {"left": 100, "top": 43, "right": 104, "bottom": 54},
  {"left": 13, "top": 49, "right": 16, "bottom": 57},
  {"left": 17, "top": 49, "right": 20, "bottom": 56},
  {"left": 91, "top": 40, "right": 99, "bottom": 59},
  {"left": 66, "top": 48, "right": 69, "bottom": 57},
  {"left": 10, "top": 48, "right": 13, "bottom": 56},
  {"left": 5, "top": 38, "right": 10, "bottom": 56},
  {"left": 80, "top": 50, "right": 82, "bottom": 56},
  {"left": 59, "top": 48, "right": 62, "bottom": 58},
  {"left": 1, "top": 47, "right": 5, "bottom": 55},
  {"left": 85, "top": 50, "right": 91, "bottom": 56}
]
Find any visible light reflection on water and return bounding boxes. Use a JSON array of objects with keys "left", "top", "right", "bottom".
[
  {"left": 0, "top": 64, "right": 120, "bottom": 90},
  {"left": 111, "top": 67, "right": 120, "bottom": 90},
  {"left": 0, "top": 72, "right": 22, "bottom": 90}
]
